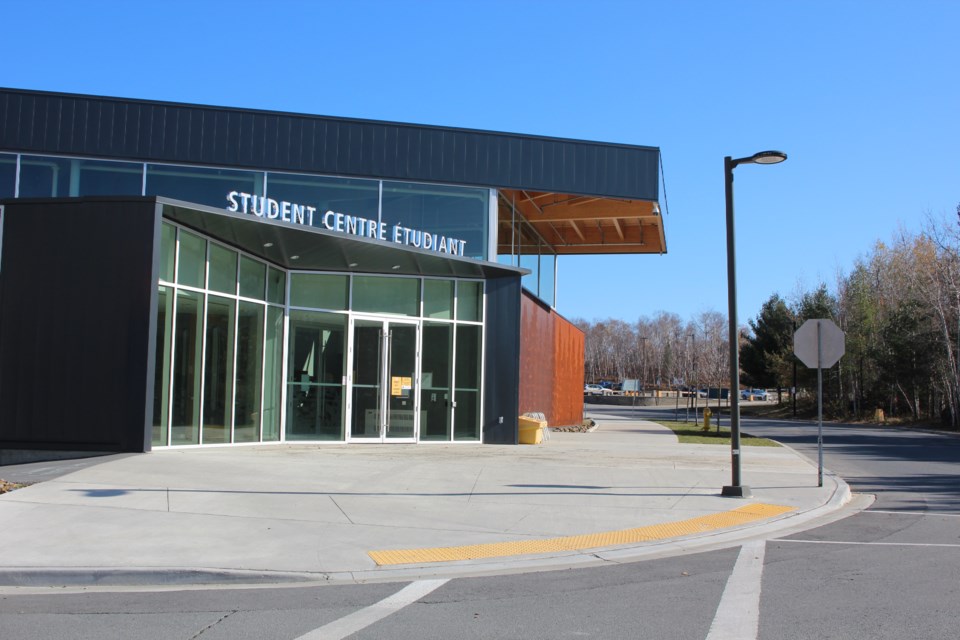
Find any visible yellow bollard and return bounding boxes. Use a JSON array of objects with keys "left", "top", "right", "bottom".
[{"left": 701, "top": 407, "right": 712, "bottom": 432}]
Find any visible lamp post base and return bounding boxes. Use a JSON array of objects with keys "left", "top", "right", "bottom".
[{"left": 721, "top": 485, "right": 753, "bottom": 498}]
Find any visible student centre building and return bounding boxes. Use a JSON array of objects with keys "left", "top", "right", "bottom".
[{"left": 0, "top": 88, "right": 665, "bottom": 456}]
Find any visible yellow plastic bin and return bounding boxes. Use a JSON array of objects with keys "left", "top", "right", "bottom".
[{"left": 518, "top": 415, "right": 546, "bottom": 444}]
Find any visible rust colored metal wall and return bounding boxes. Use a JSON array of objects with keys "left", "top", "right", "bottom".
[
  {"left": 552, "top": 314, "right": 585, "bottom": 427},
  {"left": 519, "top": 291, "right": 584, "bottom": 427}
]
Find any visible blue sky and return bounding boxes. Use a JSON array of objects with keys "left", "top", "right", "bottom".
[{"left": 4, "top": 1, "right": 957, "bottom": 326}]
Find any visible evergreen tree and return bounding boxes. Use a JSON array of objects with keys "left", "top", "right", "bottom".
[{"left": 741, "top": 294, "right": 795, "bottom": 396}]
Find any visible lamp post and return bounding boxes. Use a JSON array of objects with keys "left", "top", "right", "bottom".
[
  {"left": 722, "top": 150, "right": 787, "bottom": 498},
  {"left": 690, "top": 332, "right": 697, "bottom": 424},
  {"left": 639, "top": 335, "right": 648, "bottom": 399}
]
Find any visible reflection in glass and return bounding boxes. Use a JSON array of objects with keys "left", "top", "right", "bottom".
[
  {"left": 152, "top": 286, "right": 173, "bottom": 446},
  {"left": 289, "top": 273, "right": 348, "bottom": 310},
  {"left": 286, "top": 311, "right": 346, "bottom": 440},
  {"left": 456, "top": 281, "right": 483, "bottom": 322},
  {"left": 386, "top": 324, "right": 417, "bottom": 439},
  {"left": 146, "top": 164, "right": 263, "bottom": 209},
  {"left": 234, "top": 302, "right": 264, "bottom": 443},
  {"left": 423, "top": 280, "right": 453, "bottom": 319},
  {"left": 262, "top": 306, "right": 284, "bottom": 441},
  {"left": 17, "top": 156, "right": 143, "bottom": 197},
  {"left": 208, "top": 244, "right": 238, "bottom": 294},
  {"left": 266, "top": 172, "right": 379, "bottom": 228},
  {"left": 351, "top": 321, "right": 382, "bottom": 439},
  {"left": 171, "top": 290, "right": 204, "bottom": 444},
  {"left": 353, "top": 276, "right": 418, "bottom": 316},
  {"left": 421, "top": 323, "right": 452, "bottom": 440},
  {"left": 160, "top": 223, "right": 176, "bottom": 282},
  {"left": 381, "top": 181, "right": 488, "bottom": 260},
  {"left": 177, "top": 231, "right": 206, "bottom": 288},
  {"left": 454, "top": 324, "right": 482, "bottom": 440},
  {"left": 267, "top": 267, "right": 286, "bottom": 305},
  {"left": 239, "top": 256, "right": 266, "bottom": 300},
  {"left": 203, "top": 296, "right": 236, "bottom": 444}
]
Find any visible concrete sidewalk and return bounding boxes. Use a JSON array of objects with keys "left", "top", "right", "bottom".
[{"left": 0, "top": 412, "right": 850, "bottom": 587}]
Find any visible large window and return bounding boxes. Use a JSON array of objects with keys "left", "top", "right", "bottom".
[
  {"left": 381, "top": 181, "right": 488, "bottom": 260},
  {"left": 156, "top": 221, "right": 284, "bottom": 446},
  {"left": 154, "top": 219, "right": 488, "bottom": 446},
  {"left": 497, "top": 195, "right": 557, "bottom": 307},
  {"left": 286, "top": 311, "right": 346, "bottom": 440},
  {"left": 147, "top": 164, "right": 263, "bottom": 209},
  {"left": 266, "top": 172, "right": 379, "bottom": 228},
  {"left": 17, "top": 156, "right": 143, "bottom": 198},
  {"left": 353, "top": 276, "right": 419, "bottom": 316},
  {"left": 454, "top": 324, "right": 482, "bottom": 441},
  {"left": 421, "top": 322, "right": 453, "bottom": 440}
]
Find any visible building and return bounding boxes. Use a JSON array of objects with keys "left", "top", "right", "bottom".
[{"left": 0, "top": 88, "right": 665, "bottom": 458}]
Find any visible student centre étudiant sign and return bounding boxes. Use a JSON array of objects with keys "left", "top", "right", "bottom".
[{"left": 225, "top": 190, "right": 468, "bottom": 256}]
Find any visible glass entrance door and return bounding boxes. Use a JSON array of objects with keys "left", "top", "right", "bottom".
[{"left": 349, "top": 318, "right": 419, "bottom": 442}]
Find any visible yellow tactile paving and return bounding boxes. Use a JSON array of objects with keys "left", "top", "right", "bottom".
[{"left": 368, "top": 503, "right": 794, "bottom": 566}]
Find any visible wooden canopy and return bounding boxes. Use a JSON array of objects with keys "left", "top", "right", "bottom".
[{"left": 498, "top": 189, "right": 666, "bottom": 256}]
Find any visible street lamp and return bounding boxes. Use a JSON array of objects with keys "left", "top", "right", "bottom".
[{"left": 722, "top": 150, "right": 787, "bottom": 498}]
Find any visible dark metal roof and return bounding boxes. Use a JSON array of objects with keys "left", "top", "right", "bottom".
[{"left": 0, "top": 87, "right": 660, "bottom": 202}]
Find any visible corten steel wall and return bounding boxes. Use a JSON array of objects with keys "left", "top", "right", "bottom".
[
  {"left": 519, "top": 291, "right": 584, "bottom": 427},
  {"left": 553, "top": 312, "right": 585, "bottom": 426},
  {"left": 0, "top": 197, "right": 158, "bottom": 454}
]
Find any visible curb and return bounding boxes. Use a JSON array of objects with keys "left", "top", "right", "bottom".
[{"left": 0, "top": 475, "right": 856, "bottom": 590}]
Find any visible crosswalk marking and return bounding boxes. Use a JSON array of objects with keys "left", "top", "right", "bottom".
[
  {"left": 776, "top": 539, "right": 960, "bottom": 548},
  {"left": 865, "top": 510, "right": 960, "bottom": 518},
  {"left": 705, "top": 540, "right": 767, "bottom": 640},
  {"left": 294, "top": 579, "right": 449, "bottom": 640}
]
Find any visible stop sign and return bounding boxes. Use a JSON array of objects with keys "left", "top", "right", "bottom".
[{"left": 794, "top": 319, "right": 845, "bottom": 369}]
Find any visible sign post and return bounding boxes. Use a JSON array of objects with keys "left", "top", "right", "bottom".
[{"left": 793, "top": 319, "right": 845, "bottom": 487}]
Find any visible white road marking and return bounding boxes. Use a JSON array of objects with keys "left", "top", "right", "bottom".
[
  {"left": 865, "top": 510, "right": 960, "bottom": 518},
  {"left": 705, "top": 540, "right": 766, "bottom": 640},
  {"left": 776, "top": 539, "right": 960, "bottom": 548},
  {"left": 295, "top": 579, "right": 449, "bottom": 640}
]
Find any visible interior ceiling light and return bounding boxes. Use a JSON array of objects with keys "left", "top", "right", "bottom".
[{"left": 263, "top": 242, "right": 274, "bottom": 248}]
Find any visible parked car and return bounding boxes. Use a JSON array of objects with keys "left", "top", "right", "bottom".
[
  {"left": 585, "top": 384, "right": 605, "bottom": 395},
  {"left": 740, "top": 388, "right": 768, "bottom": 401}
]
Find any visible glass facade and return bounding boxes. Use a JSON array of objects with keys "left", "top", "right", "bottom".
[
  {"left": 18, "top": 156, "right": 143, "bottom": 198},
  {"left": 266, "top": 172, "right": 379, "bottom": 224},
  {"left": 2, "top": 152, "right": 499, "bottom": 447},
  {"left": 153, "top": 220, "right": 486, "bottom": 446},
  {"left": 2, "top": 153, "right": 494, "bottom": 263},
  {"left": 381, "top": 181, "right": 488, "bottom": 260},
  {"left": 497, "top": 194, "right": 558, "bottom": 307},
  {"left": 147, "top": 164, "right": 263, "bottom": 209},
  {"left": 156, "top": 223, "right": 287, "bottom": 447}
]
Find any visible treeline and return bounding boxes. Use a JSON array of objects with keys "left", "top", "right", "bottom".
[{"left": 575, "top": 207, "right": 960, "bottom": 427}]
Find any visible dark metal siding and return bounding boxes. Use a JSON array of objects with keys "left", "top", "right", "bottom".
[
  {"left": 0, "top": 88, "right": 659, "bottom": 201},
  {"left": 0, "top": 198, "right": 157, "bottom": 453},
  {"left": 483, "top": 275, "right": 522, "bottom": 444}
]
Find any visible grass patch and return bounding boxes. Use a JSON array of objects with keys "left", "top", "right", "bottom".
[{"left": 653, "top": 420, "right": 780, "bottom": 447}]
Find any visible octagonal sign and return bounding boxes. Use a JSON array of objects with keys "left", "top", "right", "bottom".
[{"left": 794, "top": 319, "right": 845, "bottom": 369}]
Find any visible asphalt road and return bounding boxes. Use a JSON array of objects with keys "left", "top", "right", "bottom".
[{"left": 1, "top": 407, "right": 957, "bottom": 639}]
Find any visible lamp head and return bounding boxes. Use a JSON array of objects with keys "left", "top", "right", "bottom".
[{"left": 748, "top": 150, "right": 787, "bottom": 165}]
